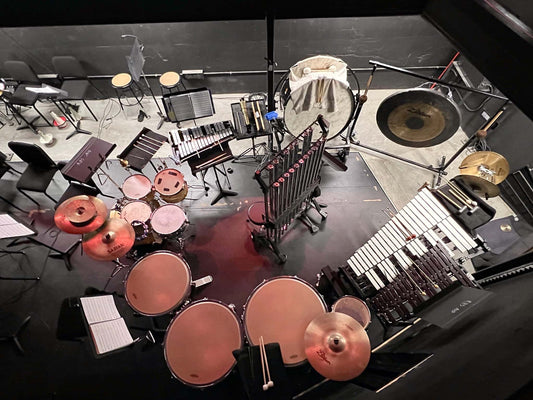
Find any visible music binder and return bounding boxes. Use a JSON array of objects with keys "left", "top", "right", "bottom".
[{"left": 80, "top": 295, "right": 133, "bottom": 356}]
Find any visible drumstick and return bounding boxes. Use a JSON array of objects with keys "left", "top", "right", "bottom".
[
  {"left": 259, "top": 336, "right": 268, "bottom": 391},
  {"left": 256, "top": 101, "right": 265, "bottom": 131},
  {"left": 260, "top": 336, "right": 274, "bottom": 389}
]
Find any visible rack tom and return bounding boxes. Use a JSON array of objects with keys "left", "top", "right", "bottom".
[
  {"left": 242, "top": 276, "right": 327, "bottom": 366},
  {"left": 164, "top": 299, "right": 243, "bottom": 387},
  {"left": 122, "top": 174, "right": 154, "bottom": 202},
  {"left": 154, "top": 168, "right": 188, "bottom": 203},
  {"left": 124, "top": 251, "right": 191, "bottom": 316}
]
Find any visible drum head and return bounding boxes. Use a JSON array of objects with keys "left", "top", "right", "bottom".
[
  {"left": 283, "top": 79, "right": 355, "bottom": 141},
  {"left": 165, "top": 300, "right": 243, "bottom": 387},
  {"left": 125, "top": 251, "right": 191, "bottom": 316},
  {"left": 120, "top": 201, "right": 152, "bottom": 224},
  {"left": 122, "top": 174, "right": 153, "bottom": 200},
  {"left": 243, "top": 276, "right": 327, "bottom": 365},
  {"left": 154, "top": 168, "right": 185, "bottom": 196},
  {"left": 150, "top": 204, "right": 187, "bottom": 235},
  {"left": 332, "top": 296, "right": 371, "bottom": 329}
]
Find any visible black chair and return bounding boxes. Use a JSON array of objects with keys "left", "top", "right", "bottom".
[
  {"left": 7, "top": 141, "right": 62, "bottom": 207},
  {"left": 3, "top": 60, "right": 53, "bottom": 130},
  {"left": 51, "top": 56, "right": 99, "bottom": 122},
  {"left": 0, "top": 151, "right": 25, "bottom": 212}
]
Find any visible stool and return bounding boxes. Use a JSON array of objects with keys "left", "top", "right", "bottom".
[
  {"left": 111, "top": 73, "right": 143, "bottom": 110},
  {"left": 159, "top": 71, "right": 181, "bottom": 95}
]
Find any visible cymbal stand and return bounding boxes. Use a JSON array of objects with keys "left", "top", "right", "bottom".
[
  {"left": 103, "top": 258, "right": 129, "bottom": 291},
  {"left": 340, "top": 60, "right": 509, "bottom": 182}
]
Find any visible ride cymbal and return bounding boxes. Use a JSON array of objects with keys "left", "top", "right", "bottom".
[
  {"left": 376, "top": 88, "right": 461, "bottom": 148},
  {"left": 54, "top": 195, "right": 107, "bottom": 234},
  {"left": 82, "top": 218, "right": 135, "bottom": 261},
  {"left": 304, "top": 312, "right": 371, "bottom": 381}
]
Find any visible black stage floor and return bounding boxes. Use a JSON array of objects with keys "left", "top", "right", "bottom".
[{"left": 1, "top": 153, "right": 532, "bottom": 400}]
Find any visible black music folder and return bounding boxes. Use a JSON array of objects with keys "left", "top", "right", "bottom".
[{"left": 162, "top": 88, "right": 215, "bottom": 122}]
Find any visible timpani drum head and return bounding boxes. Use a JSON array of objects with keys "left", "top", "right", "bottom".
[
  {"left": 124, "top": 251, "right": 191, "bottom": 316},
  {"left": 154, "top": 169, "right": 186, "bottom": 201},
  {"left": 331, "top": 296, "right": 371, "bottom": 329},
  {"left": 164, "top": 300, "right": 243, "bottom": 387},
  {"left": 243, "top": 276, "right": 327, "bottom": 366},
  {"left": 120, "top": 200, "right": 152, "bottom": 224},
  {"left": 150, "top": 204, "right": 187, "bottom": 235},
  {"left": 122, "top": 174, "right": 153, "bottom": 200}
]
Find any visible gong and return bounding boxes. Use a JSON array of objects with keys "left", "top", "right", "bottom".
[{"left": 376, "top": 88, "right": 461, "bottom": 148}]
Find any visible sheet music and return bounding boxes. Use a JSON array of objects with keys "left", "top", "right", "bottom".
[
  {"left": 0, "top": 214, "right": 34, "bottom": 239},
  {"left": 80, "top": 295, "right": 121, "bottom": 325},
  {"left": 89, "top": 318, "right": 133, "bottom": 355}
]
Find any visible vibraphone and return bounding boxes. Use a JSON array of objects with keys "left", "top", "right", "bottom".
[
  {"left": 252, "top": 115, "right": 329, "bottom": 262},
  {"left": 319, "top": 187, "right": 487, "bottom": 326},
  {"left": 169, "top": 121, "right": 235, "bottom": 163}
]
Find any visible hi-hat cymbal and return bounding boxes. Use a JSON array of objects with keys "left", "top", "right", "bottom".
[
  {"left": 54, "top": 195, "right": 107, "bottom": 234},
  {"left": 304, "top": 312, "right": 371, "bottom": 381},
  {"left": 376, "top": 88, "right": 461, "bottom": 148},
  {"left": 455, "top": 175, "right": 501, "bottom": 197},
  {"left": 82, "top": 218, "right": 135, "bottom": 261}
]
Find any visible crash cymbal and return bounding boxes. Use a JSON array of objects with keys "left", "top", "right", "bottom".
[
  {"left": 304, "top": 312, "right": 371, "bottom": 381},
  {"left": 458, "top": 151, "right": 510, "bottom": 184},
  {"left": 54, "top": 195, "right": 107, "bottom": 234},
  {"left": 376, "top": 88, "right": 461, "bottom": 148},
  {"left": 82, "top": 218, "right": 135, "bottom": 261},
  {"left": 455, "top": 175, "right": 501, "bottom": 197}
]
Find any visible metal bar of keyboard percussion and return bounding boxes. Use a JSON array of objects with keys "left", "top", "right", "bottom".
[
  {"left": 373, "top": 230, "right": 396, "bottom": 263},
  {"left": 366, "top": 242, "right": 395, "bottom": 282},
  {"left": 404, "top": 202, "right": 444, "bottom": 249},
  {"left": 358, "top": 250, "right": 385, "bottom": 289},
  {"left": 412, "top": 194, "right": 468, "bottom": 253},
  {"left": 356, "top": 254, "right": 384, "bottom": 290},
  {"left": 420, "top": 189, "right": 477, "bottom": 250}
]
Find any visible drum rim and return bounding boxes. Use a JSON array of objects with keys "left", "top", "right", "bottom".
[
  {"left": 281, "top": 77, "right": 356, "bottom": 141},
  {"left": 150, "top": 204, "right": 188, "bottom": 235},
  {"left": 124, "top": 250, "right": 192, "bottom": 316},
  {"left": 154, "top": 168, "right": 186, "bottom": 195},
  {"left": 331, "top": 295, "right": 372, "bottom": 329},
  {"left": 163, "top": 298, "right": 243, "bottom": 387},
  {"left": 242, "top": 275, "right": 327, "bottom": 366}
]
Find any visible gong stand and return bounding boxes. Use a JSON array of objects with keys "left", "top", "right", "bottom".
[{"left": 342, "top": 60, "right": 509, "bottom": 184}]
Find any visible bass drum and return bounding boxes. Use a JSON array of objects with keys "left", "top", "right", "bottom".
[
  {"left": 281, "top": 55, "right": 355, "bottom": 141},
  {"left": 164, "top": 299, "right": 243, "bottom": 387},
  {"left": 242, "top": 276, "right": 327, "bottom": 366}
]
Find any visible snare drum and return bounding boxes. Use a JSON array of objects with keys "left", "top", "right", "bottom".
[
  {"left": 150, "top": 204, "right": 187, "bottom": 236},
  {"left": 124, "top": 251, "right": 191, "bottom": 316},
  {"left": 331, "top": 296, "right": 371, "bottom": 329},
  {"left": 122, "top": 174, "right": 154, "bottom": 202},
  {"left": 164, "top": 299, "right": 243, "bottom": 387},
  {"left": 154, "top": 168, "right": 188, "bottom": 203},
  {"left": 242, "top": 276, "right": 327, "bottom": 366}
]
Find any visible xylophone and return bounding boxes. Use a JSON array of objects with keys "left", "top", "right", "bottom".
[
  {"left": 252, "top": 115, "right": 329, "bottom": 262},
  {"left": 168, "top": 121, "right": 235, "bottom": 163},
  {"left": 318, "top": 187, "right": 487, "bottom": 326}
]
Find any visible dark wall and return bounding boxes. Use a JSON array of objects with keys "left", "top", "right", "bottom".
[
  {"left": 0, "top": 16, "right": 455, "bottom": 95},
  {"left": 450, "top": 56, "right": 533, "bottom": 173}
]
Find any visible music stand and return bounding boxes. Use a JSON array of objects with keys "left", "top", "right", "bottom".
[
  {"left": 0, "top": 213, "right": 40, "bottom": 281},
  {"left": 123, "top": 36, "right": 165, "bottom": 121}
]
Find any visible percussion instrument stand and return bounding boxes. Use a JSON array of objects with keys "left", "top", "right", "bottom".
[
  {"left": 201, "top": 163, "right": 238, "bottom": 206},
  {"left": 103, "top": 259, "right": 130, "bottom": 291}
]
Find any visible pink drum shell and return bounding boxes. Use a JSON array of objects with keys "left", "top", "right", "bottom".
[
  {"left": 242, "top": 276, "right": 327, "bottom": 366},
  {"left": 164, "top": 299, "right": 243, "bottom": 387},
  {"left": 122, "top": 174, "right": 153, "bottom": 200},
  {"left": 331, "top": 295, "right": 371, "bottom": 329},
  {"left": 150, "top": 204, "right": 187, "bottom": 235},
  {"left": 124, "top": 251, "right": 191, "bottom": 316},
  {"left": 120, "top": 200, "right": 152, "bottom": 224}
]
